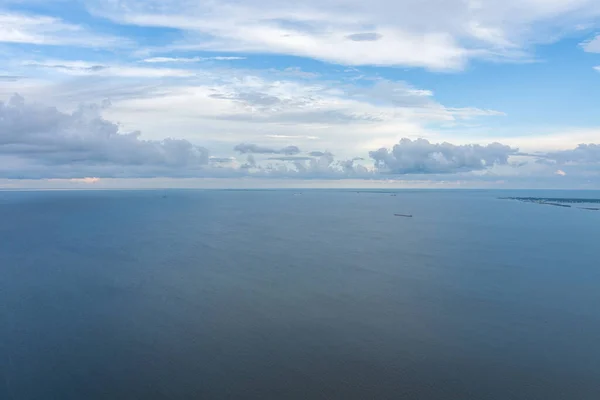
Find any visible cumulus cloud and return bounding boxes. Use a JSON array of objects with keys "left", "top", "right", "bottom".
[
  {"left": 2, "top": 95, "right": 598, "bottom": 183},
  {"left": 545, "top": 144, "right": 600, "bottom": 164},
  {"left": 234, "top": 143, "right": 301, "bottom": 155},
  {"left": 289, "top": 153, "right": 370, "bottom": 178},
  {"left": 369, "top": 138, "right": 517, "bottom": 174},
  {"left": 0, "top": 94, "right": 210, "bottom": 178}
]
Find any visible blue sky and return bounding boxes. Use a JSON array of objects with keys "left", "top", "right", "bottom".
[{"left": 1, "top": 0, "right": 600, "bottom": 188}]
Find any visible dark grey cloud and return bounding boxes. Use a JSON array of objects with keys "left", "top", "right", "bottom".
[
  {"left": 234, "top": 143, "right": 301, "bottom": 155},
  {"left": 545, "top": 144, "right": 600, "bottom": 164},
  {"left": 0, "top": 94, "right": 209, "bottom": 178},
  {"left": 369, "top": 138, "right": 517, "bottom": 174},
  {"left": 346, "top": 33, "right": 383, "bottom": 42}
]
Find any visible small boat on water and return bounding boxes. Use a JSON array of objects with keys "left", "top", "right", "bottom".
[{"left": 394, "top": 213, "right": 413, "bottom": 218}]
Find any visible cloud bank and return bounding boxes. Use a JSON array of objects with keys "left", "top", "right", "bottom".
[
  {"left": 545, "top": 144, "right": 600, "bottom": 164},
  {"left": 1, "top": 95, "right": 598, "bottom": 183},
  {"left": 0, "top": 94, "right": 209, "bottom": 178},
  {"left": 369, "top": 138, "right": 517, "bottom": 174}
]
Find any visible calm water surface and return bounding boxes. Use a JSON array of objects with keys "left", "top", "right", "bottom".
[{"left": 1, "top": 189, "right": 599, "bottom": 399}]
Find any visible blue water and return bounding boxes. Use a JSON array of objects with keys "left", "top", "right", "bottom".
[{"left": 1, "top": 189, "right": 599, "bottom": 399}]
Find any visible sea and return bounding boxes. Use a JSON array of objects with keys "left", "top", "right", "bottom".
[{"left": 1, "top": 189, "right": 599, "bottom": 399}]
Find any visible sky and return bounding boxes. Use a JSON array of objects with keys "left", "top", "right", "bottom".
[{"left": 1, "top": 0, "right": 600, "bottom": 189}]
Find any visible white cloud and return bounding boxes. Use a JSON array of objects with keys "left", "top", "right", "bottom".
[
  {"left": 142, "top": 56, "right": 246, "bottom": 63},
  {"left": 24, "top": 60, "right": 196, "bottom": 78},
  {"left": 67, "top": 177, "right": 101, "bottom": 183},
  {"left": 581, "top": 34, "right": 600, "bottom": 52},
  {"left": 6, "top": 56, "right": 597, "bottom": 177},
  {"left": 89, "top": 0, "right": 600, "bottom": 69},
  {"left": 0, "top": 11, "right": 126, "bottom": 48}
]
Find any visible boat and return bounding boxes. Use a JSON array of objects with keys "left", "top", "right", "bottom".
[{"left": 394, "top": 213, "right": 413, "bottom": 218}]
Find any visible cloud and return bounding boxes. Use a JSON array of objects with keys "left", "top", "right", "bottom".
[
  {"left": 545, "top": 144, "right": 600, "bottom": 164},
  {"left": 0, "top": 94, "right": 210, "bottom": 178},
  {"left": 217, "top": 109, "right": 384, "bottom": 124},
  {"left": 581, "top": 35, "right": 600, "bottom": 53},
  {"left": 0, "top": 75, "right": 22, "bottom": 82},
  {"left": 142, "top": 56, "right": 246, "bottom": 63},
  {"left": 0, "top": 93, "right": 597, "bottom": 184},
  {"left": 284, "top": 153, "right": 370, "bottom": 178},
  {"left": 24, "top": 60, "right": 108, "bottom": 72},
  {"left": 346, "top": 33, "right": 382, "bottom": 42},
  {"left": 308, "top": 151, "right": 332, "bottom": 157},
  {"left": 0, "top": 12, "right": 126, "bottom": 48},
  {"left": 209, "top": 157, "right": 235, "bottom": 163},
  {"left": 68, "top": 177, "right": 101, "bottom": 183},
  {"left": 24, "top": 60, "right": 195, "bottom": 78},
  {"left": 90, "top": 0, "right": 600, "bottom": 70},
  {"left": 266, "top": 134, "right": 319, "bottom": 140},
  {"left": 242, "top": 154, "right": 257, "bottom": 168},
  {"left": 268, "top": 156, "right": 314, "bottom": 161},
  {"left": 234, "top": 143, "right": 301, "bottom": 155},
  {"left": 348, "top": 80, "right": 434, "bottom": 107},
  {"left": 276, "top": 67, "right": 321, "bottom": 79},
  {"left": 556, "top": 170, "right": 567, "bottom": 176},
  {"left": 369, "top": 138, "right": 517, "bottom": 174}
]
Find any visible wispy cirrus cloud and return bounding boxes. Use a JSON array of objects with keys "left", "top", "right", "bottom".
[
  {"left": 23, "top": 60, "right": 196, "bottom": 78},
  {"left": 142, "top": 56, "right": 246, "bottom": 63},
  {"left": 87, "top": 0, "right": 600, "bottom": 70},
  {"left": 0, "top": 11, "right": 128, "bottom": 48}
]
